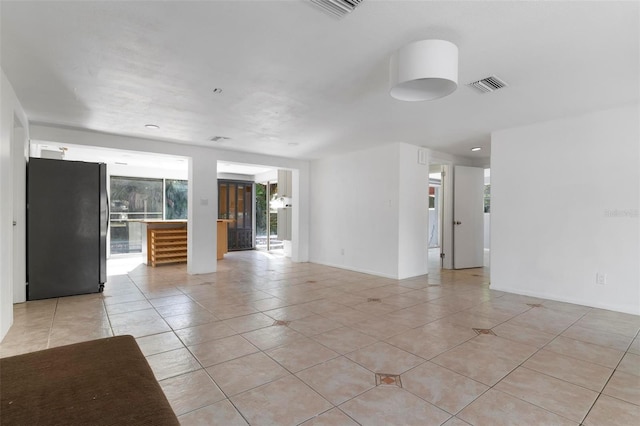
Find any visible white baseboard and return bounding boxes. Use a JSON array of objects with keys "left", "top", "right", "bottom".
[{"left": 490, "top": 284, "right": 640, "bottom": 316}]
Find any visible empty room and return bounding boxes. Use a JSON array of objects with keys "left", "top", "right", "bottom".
[{"left": 1, "top": 1, "right": 638, "bottom": 425}]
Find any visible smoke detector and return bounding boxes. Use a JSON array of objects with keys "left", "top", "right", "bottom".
[
  {"left": 467, "top": 75, "right": 508, "bottom": 93},
  {"left": 310, "top": 0, "right": 365, "bottom": 18}
]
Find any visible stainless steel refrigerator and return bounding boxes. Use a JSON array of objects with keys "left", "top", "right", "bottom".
[{"left": 27, "top": 157, "right": 107, "bottom": 300}]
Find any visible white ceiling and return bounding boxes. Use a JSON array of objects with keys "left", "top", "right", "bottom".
[{"left": 2, "top": 1, "right": 638, "bottom": 161}]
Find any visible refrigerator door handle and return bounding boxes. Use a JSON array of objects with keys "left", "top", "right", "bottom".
[
  {"left": 99, "top": 163, "right": 108, "bottom": 287},
  {"left": 106, "top": 192, "right": 110, "bottom": 230}
]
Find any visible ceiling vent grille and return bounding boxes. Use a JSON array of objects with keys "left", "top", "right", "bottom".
[
  {"left": 467, "top": 75, "right": 508, "bottom": 93},
  {"left": 310, "top": 0, "right": 365, "bottom": 18},
  {"left": 210, "top": 136, "right": 230, "bottom": 142}
]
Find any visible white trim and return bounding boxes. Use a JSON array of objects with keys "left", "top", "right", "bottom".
[
  {"left": 311, "top": 260, "right": 404, "bottom": 280},
  {"left": 489, "top": 285, "right": 640, "bottom": 316}
]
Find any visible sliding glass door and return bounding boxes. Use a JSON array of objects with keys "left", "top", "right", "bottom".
[
  {"left": 109, "top": 177, "right": 163, "bottom": 254},
  {"left": 255, "top": 182, "right": 283, "bottom": 251},
  {"left": 109, "top": 176, "right": 188, "bottom": 255}
]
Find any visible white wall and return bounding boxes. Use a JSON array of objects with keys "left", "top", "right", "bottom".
[
  {"left": 12, "top": 122, "right": 27, "bottom": 303},
  {"left": 398, "top": 144, "right": 429, "bottom": 278},
  {"left": 255, "top": 169, "right": 278, "bottom": 184},
  {"left": 310, "top": 142, "right": 429, "bottom": 279},
  {"left": 217, "top": 173, "right": 253, "bottom": 181},
  {"left": 1, "top": 69, "right": 29, "bottom": 341},
  {"left": 310, "top": 143, "right": 400, "bottom": 277},
  {"left": 107, "top": 164, "right": 187, "bottom": 181},
  {"left": 491, "top": 104, "right": 640, "bottom": 314},
  {"left": 484, "top": 213, "right": 491, "bottom": 250}
]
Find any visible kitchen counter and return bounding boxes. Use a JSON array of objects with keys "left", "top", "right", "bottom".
[{"left": 138, "top": 221, "right": 187, "bottom": 266}]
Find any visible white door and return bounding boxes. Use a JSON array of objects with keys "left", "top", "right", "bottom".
[{"left": 453, "top": 166, "right": 484, "bottom": 269}]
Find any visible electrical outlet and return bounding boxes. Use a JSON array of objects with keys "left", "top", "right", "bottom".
[{"left": 596, "top": 273, "right": 607, "bottom": 285}]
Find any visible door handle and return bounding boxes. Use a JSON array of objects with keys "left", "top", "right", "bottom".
[{"left": 454, "top": 221, "right": 462, "bottom": 225}]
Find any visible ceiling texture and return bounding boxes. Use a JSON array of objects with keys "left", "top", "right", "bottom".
[{"left": 1, "top": 1, "right": 638, "bottom": 161}]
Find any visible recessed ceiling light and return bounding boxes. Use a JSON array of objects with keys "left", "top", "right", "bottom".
[
  {"left": 471, "top": 147, "right": 482, "bottom": 152},
  {"left": 212, "top": 88, "right": 223, "bottom": 94},
  {"left": 145, "top": 124, "right": 160, "bottom": 129}
]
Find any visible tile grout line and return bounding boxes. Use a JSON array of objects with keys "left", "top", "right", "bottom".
[
  {"left": 395, "top": 303, "right": 602, "bottom": 424},
  {"left": 580, "top": 327, "right": 640, "bottom": 423},
  {"left": 480, "top": 307, "right": 608, "bottom": 425},
  {"left": 102, "top": 296, "right": 115, "bottom": 338},
  {"left": 45, "top": 298, "right": 59, "bottom": 349}
]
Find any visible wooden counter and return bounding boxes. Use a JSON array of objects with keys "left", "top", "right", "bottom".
[
  {"left": 139, "top": 221, "right": 187, "bottom": 266},
  {"left": 138, "top": 220, "right": 231, "bottom": 265},
  {"left": 217, "top": 220, "right": 232, "bottom": 260}
]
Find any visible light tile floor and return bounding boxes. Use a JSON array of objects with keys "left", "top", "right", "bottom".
[{"left": 2, "top": 251, "right": 639, "bottom": 425}]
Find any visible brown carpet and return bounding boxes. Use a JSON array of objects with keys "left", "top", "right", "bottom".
[{"left": 0, "top": 335, "right": 179, "bottom": 426}]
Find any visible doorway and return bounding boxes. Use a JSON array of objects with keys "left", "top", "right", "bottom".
[
  {"left": 428, "top": 165, "right": 445, "bottom": 271},
  {"left": 428, "top": 162, "right": 488, "bottom": 271},
  {"left": 483, "top": 168, "right": 491, "bottom": 268}
]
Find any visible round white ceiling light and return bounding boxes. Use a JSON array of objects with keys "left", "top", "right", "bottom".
[
  {"left": 145, "top": 124, "right": 160, "bottom": 129},
  {"left": 389, "top": 39, "right": 458, "bottom": 102},
  {"left": 471, "top": 147, "right": 482, "bottom": 152}
]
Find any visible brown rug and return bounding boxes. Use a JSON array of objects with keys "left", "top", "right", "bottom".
[{"left": 0, "top": 335, "right": 179, "bottom": 426}]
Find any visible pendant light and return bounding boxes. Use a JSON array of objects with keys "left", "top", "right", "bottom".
[{"left": 389, "top": 39, "right": 459, "bottom": 101}]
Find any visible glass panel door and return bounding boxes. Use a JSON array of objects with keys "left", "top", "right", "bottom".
[
  {"left": 254, "top": 181, "right": 284, "bottom": 251},
  {"left": 218, "top": 180, "right": 253, "bottom": 250},
  {"left": 255, "top": 183, "right": 267, "bottom": 249},
  {"left": 268, "top": 182, "right": 283, "bottom": 250}
]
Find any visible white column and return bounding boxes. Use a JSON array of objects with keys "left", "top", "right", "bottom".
[
  {"left": 397, "top": 143, "right": 430, "bottom": 279},
  {"left": 187, "top": 154, "right": 218, "bottom": 274},
  {"left": 292, "top": 166, "right": 310, "bottom": 263}
]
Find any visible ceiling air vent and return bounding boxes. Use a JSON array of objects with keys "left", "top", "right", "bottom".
[
  {"left": 210, "top": 136, "right": 230, "bottom": 142},
  {"left": 467, "top": 75, "right": 508, "bottom": 93},
  {"left": 310, "top": 0, "right": 365, "bottom": 18}
]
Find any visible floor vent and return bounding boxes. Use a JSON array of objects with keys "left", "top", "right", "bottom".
[
  {"left": 473, "top": 328, "right": 496, "bottom": 336},
  {"left": 467, "top": 75, "right": 508, "bottom": 93},
  {"left": 375, "top": 373, "right": 402, "bottom": 387},
  {"left": 310, "top": 0, "right": 365, "bottom": 18}
]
